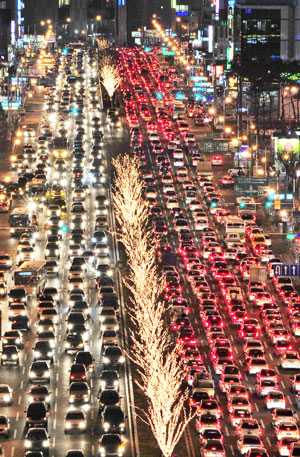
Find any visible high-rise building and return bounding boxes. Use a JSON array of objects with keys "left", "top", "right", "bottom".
[
  {"left": 234, "top": 0, "right": 300, "bottom": 62},
  {"left": 0, "top": 0, "right": 24, "bottom": 61}
]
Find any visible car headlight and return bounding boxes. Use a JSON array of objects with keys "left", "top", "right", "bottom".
[
  {"left": 29, "top": 372, "right": 36, "bottom": 378},
  {"left": 119, "top": 356, "right": 125, "bottom": 363},
  {"left": 2, "top": 339, "right": 8, "bottom": 344},
  {"left": 2, "top": 355, "right": 7, "bottom": 360},
  {"left": 53, "top": 267, "right": 58, "bottom": 272},
  {"left": 103, "top": 422, "right": 109, "bottom": 431},
  {"left": 42, "top": 441, "right": 49, "bottom": 447},
  {"left": 12, "top": 354, "right": 17, "bottom": 360},
  {"left": 69, "top": 397, "right": 74, "bottom": 403},
  {"left": 48, "top": 351, "right": 53, "bottom": 357},
  {"left": 100, "top": 447, "right": 105, "bottom": 454},
  {"left": 120, "top": 422, "right": 125, "bottom": 430},
  {"left": 114, "top": 380, "right": 119, "bottom": 387},
  {"left": 103, "top": 357, "right": 109, "bottom": 364},
  {"left": 3, "top": 395, "right": 10, "bottom": 402},
  {"left": 65, "top": 422, "right": 71, "bottom": 429},
  {"left": 46, "top": 250, "right": 50, "bottom": 255},
  {"left": 118, "top": 445, "right": 124, "bottom": 455},
  {"left": 100, "top": 380, "right": 106, "bottom": 388},
  {"left": 25, "top": 440, "right": 32, "bottom": 448},
  {"left": 45, "top": 371, "right": 50, "bottom": 377},
  {"left": 34, "top": 351, "right": 41, "bottom": 358},
  {"left": 79, "top": 421, "right": 85, "bottom": 429}
]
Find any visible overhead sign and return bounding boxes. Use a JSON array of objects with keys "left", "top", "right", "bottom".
[
  {"left": 162, "top": 51, "right": 175, "bottom": 56},
  {"left": 234, "top": 177, "right": 270, "bottom": 197},
  {"left": 176, "top": 11, "right": 189, "bottom": 16},
  {"left": 277, "top": 138, "right": 300, "bottom": 154},
  {"left": 272, "top": 263, "right": 300, "bottom": 276}
]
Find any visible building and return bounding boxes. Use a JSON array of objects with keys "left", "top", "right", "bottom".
[
  {"left": 58, "top": 0, "right": 87, "bottom": 41},
  {"left": 234, "top": 0, "right": 300, "bottom": 62},
  {"left": 23, "top": 0, "right": 57, "bottom": 35}
]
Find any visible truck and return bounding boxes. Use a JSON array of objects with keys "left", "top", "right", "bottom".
[{"left": 196, "top": 160, "right": 213, "bottom": 178}]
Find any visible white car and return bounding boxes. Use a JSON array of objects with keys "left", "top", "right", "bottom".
[
  {"left": 173, "top": 149, "right": 184, "bottom": 159},
  {"left": 0, "top": 385, "right": 12, "bottom": 404},
  {"left": 194, "top": 218, "right": 209, "bottom": 231},
  {"left": 211, "top": 155, "right": 223, "bottom": 166},
  {"left": 237, "top": 435, "right": 264, "bottom": 455},
  {"left": 277, "top": 438, "right": 299, "bottom": 457},
  {"left": 281, "top": 352, "right": 300, "bottom": 369},
  {"left": 265, "top": 391, "right": 286, "bottom": 410}
]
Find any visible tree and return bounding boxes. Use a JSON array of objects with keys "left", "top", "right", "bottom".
[
  {"left": 112, "top": 155, "right": 195, "bottom": 457},
  {"left": 100, "top": 61, "right": 121, "bottom": 107}
]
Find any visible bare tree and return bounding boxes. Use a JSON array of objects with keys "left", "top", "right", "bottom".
[
  {"left": 113, "top": 154, "right": 195, "bottom": 457},
  {"left": 100, "top": 62, "right": 121, "bottom": 107}
]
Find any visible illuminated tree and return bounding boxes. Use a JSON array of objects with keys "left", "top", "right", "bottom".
[
  {"left": 100, "top": 62, "right": 122, "bottom": 107},
  {"left": 112, "top": 155, "right": 195, "bottom": 457},
  {"left": 96, "top": 38, "right": 111, "bottom": 53}
]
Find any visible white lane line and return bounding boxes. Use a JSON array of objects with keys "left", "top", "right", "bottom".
[
  {"left": 13, "top": 429, "right": 17, "bottom": 439},
  {"left": 225, "top": 426, "right": 229, "bottom": 436},
  {"left": 10, "top": 447, "right": 15, "bottom": 457},
  {"left": 266, "top": 437, "right": 271, "bottom": 447},
  {"left": 53, "top": 418, "right": 56, "bottom": 429},
  {"left": 269, "top": 354, "right": 273, "bottom": 361},
  {"left": 230, "top": 445, "right": 234, "bottom": 455},
  {"left": 16, "top": 412, "right": 19, "bottom": 421},
  {"left": 56, "top": 373, "right": 59, "bottom": 381},
  {"left": 20, "top": 380, "right": 23, "bottom": 389},
  {"left": 18, "top": 396, "right": 21, "bottom": 405},
  {"left": 254, "top": 403, "right": 259, "bottom": 412},
  {"left": 22, "top": 366, "right": 26, "bottom": 375},
  {"left": 281, "top": 380, "right": 285, "bottom": 389},
  {"left": 54, "top": 403, "right": 57, "bottom": 413},
  {"left": 55, "top": 387, "right": 58, "bottom": 397}
]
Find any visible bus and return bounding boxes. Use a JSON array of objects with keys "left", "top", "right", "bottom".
[
  {"left": 14, "top": 261, "right": 46, "bottom": 295},
  {"left": 223, "top": 215, "right": 246, "bottom": 238},
  {"left": 236, "top": 197, "right": 256, "bottom": 214},
  {"left": 236, "top": 197, "right": 256, "bottom": 224},
  {"left": 9, "top": 208, "right": 31, "bottom": 236}
]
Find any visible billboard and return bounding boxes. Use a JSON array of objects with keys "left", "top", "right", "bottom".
[{"left": 277, "top": 138, "right": 300, "bottom": 154}]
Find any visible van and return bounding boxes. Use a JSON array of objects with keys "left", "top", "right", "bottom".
[{"left": 224, "top": 233, "right": 243, "bottom": 245}]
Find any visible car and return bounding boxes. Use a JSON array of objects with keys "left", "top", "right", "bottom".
[
  {"left": 24, "top": 428, "right": 50, "bottom": 457},
  {"left": 200, "top": 440, "right": 226, "bottom": 457},
  {"left": 281, "top": 352, "right": 300, "bottom": 369},
  {"left": 236, "top": 419, "right": 262, "bottom": 437},
  {"left": 277, "top": 438, "right": 299, "bottom": 457},
  {"left": 211, "top": 155, "right": 223, "bottom": 166},
  {"left": 99, "top": 370, "right": 120, "bottom": 391},
  {"left": 2, "top": 330, "right": 23, "bottom": 348},
  {"left": 98, "top": 434, "right": 124, "bottom": 457},
  {"left": 69, "top": 381, "right": 90, "bottom": 404},
  {"left": 28, "top": 386, "right": 51, "bottom": 405},
  {"left": 275, "top": 422, "right": 300, "bottom": 440},
  {"left": 25, "top": 402, "right": 48, "bottom": 428},
  {"left": 29, "top": 361, "right": 50, "bottom": 384},
  {"left": 1, "top": 345, "right": 19, "bottom": 365},
  {"left": 265, "top": 391, "right": 286, "bottom": 409},
  {"left": 0, "top": 415, "right": 10, "bottom": 437},
  {"left": 237, "top": 435, "right": 264, "bottom": 455},
  {"left": 0, "top": 385, "right": 12, "bottom": 404},
  {"left": 272, "top": 408, "right": 297, "bottom": 426},
  {"left": 101, "top": 405, "right": 125, "bottom": 433},
  {"left": 64, "top": 410, "right": 87, "bottom": 434},
  {"left": 75, "top": 351, "right": 94, "bottom": 373}
]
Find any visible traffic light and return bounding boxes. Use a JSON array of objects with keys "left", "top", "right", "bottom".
[
  {"left": 286, "top": 233, "right": 296, "bottom": 240},
  {"left": 156, "top": 93, "right": 163, "bottom": 100},
  {"left": 210, "top": 201, "right": 217, "bottom": 208},
  {"left": 265, "top": 201, "right": 272, "bottom": 208},
  {"left": 61, "top": 225, "right": 68, "bottom": 232},
  {"left": 239, "top": 202, "right": 246, "bottom": 208}
]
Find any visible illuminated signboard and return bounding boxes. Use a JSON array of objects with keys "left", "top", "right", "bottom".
[{"left": 277, "top": 138, "right": 300, "bottom": 154}]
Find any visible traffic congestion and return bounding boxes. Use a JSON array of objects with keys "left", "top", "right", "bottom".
[
  {"left": 0, "top": 46, "right": 132, "bottom": 457},
  {"left": 118, "top": 46, "right": 300, "bottom": 457},
  {"left": 1, "top": 41, "right": 300, "bottom": 457}
]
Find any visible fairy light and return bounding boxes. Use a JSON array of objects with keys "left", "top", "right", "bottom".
[{"left": 113, "top": 155, "right": 195, "bottom": 457}]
